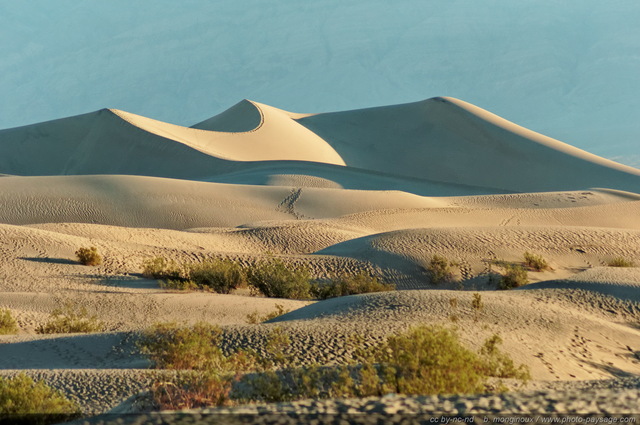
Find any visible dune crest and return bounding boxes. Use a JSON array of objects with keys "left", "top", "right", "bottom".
[
  {"left": 111, "top": 101, "right": 346, "bottom": 164},
  {"left": 297, "top": 97, "right": 640, "bottom": 193}
]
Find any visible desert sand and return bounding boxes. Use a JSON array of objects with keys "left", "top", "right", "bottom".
[{"left": 0, "top": 97, "right": 639, "bottom": 422}]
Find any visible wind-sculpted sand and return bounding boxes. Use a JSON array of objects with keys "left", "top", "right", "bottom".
[{"left": 0, "top": 97, "right": 639, "bottom": 421}]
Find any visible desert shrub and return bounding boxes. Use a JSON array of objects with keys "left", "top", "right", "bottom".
[
  {"left": 159, "top": 279, "right": 200, "bottom": 291},
  {"left": 0, "top": 373, "right": 81, "bottom": 422},
  {"left": 151, "top": 369, "right": 238, "bottom": 410},
  {"left": 139, "top": 322, "right": 256, "bottom": 409},
  {"left": 242, "top": 327, "right": 530, "bottom": 403},
  {"left": 427, "top": 255, "right": 455, "bottom": 284},
  {"left": 141, "top": 257, "right": 184, "bottom": 280},
  {"left": 478, "top": 334, "right": 530, "bottom": 381},
  {"left": 0, "top": 308, "right": 18, "bottom": 335},
  {"left": 246, "top": 259, "right": 312, "bottom": 299},
  {"left": 36, "top": 303, "right": 105, "bottom": 334},
  {"left": 75, "top": 246, "right": 102, "bottom": 266},
  {"left": 607, "top": 257, "right": 635, "bottom": 267},
  {"left": 499, "top": 264, "right": 528, "bottom": 290},
  {"left": 246, "top": 304, "right": 290, "bottom": 324},
  {"left": 140, "top": 323, "right": 530, "bottom": 409},
  {"left": 523, "top": 252, "right": 549, "bottom": 271},
  {"left": 189, "top": 259, "right": 246, "bottom": 294},
  {"left": 311, "top": 272, "right": 394, "bottom": 299},
  {"left": 239, "top": 364, "right": 356, "bottom": 403},
  {"left": 140, "top": 322, "right": 220, "bottom": 370}
]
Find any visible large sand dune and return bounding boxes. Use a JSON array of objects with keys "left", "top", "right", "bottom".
[
  {"left": 1, "top": 97, "right": 639, "bottom": 418},
  {"left": 2, "top": 97, "right": 639, "bottom": 194}
]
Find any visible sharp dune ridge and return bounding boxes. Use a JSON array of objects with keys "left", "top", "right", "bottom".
[{"left": 1, "top": 97, "right": 640, "bottom": 418}]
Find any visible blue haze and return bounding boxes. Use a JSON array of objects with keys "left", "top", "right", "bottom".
[{"left": 0, "top": 1, "right": 638, "bottom": 166}]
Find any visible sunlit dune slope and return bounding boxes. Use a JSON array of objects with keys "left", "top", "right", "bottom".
[{"left": 297, "top": 97, "right": 640, "bottom": 193}]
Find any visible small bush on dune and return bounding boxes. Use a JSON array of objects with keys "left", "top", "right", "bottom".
[
  {"left": 141, "top": 257, "right": 184, "bottom": 280},
  {"left": 246, "top": 259, "right": 312, "bottom": 299},
  {"left": 499, "top": 264, "right": 528, "bottom": 290},
  {"left": 607, "top": 257, "right": 635, "bottom": 267},
  {"left": 523, "top": 252, "right": 549, "bottom": 271},
  {"left": 479, "top": 334, "right": 531, "bottom": 381},
  {"left": 138, "top": 322, "right": 224, "bottom": 370},
  {"left": 189, "top": 259, "right": 246, "bottom": 294},
  {"left": 0, "top": 308, "right": 18, "bottom": 335},
  {"left": 0, "top": 373, "right": 81, "bottom": 422},
  {"left": 311, "top": 272, "right": 395, "bottom": 300},
  {"left": 36, "top": 303, "right": 105, "bottom": 334},
  {"left": 159, "top": 279, "right": 200, "bottom": 291},
  {"left": 426, "top": 255, "right": 455, "bottom": 284},
  {"left": 75, "top": 246, "right": 102, "bottom": 266}
]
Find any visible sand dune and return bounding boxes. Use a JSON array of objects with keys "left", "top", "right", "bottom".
[
  {"left": 1, "top": 97, "right": 640, "bottom": 418},
  {"left": 2, "top": 97, "right": 639, "bottom": 194},
  {"left": 297, "top": 97, "right": 640, "bottom": 192}
]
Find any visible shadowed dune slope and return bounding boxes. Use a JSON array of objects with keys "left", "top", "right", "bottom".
[
  {"left": 297, "top": 97, "right": 640, "bottom": 193},
  {"left": 0, "top": 109, "right": 239, "bottom": 179}
]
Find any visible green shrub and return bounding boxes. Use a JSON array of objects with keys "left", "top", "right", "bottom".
[
  {"left": 311, "top": 272, "right": 395, "bottom": 299},
  {"left": 0, "top": 373, "right": 81, "bottom": 422},
  {"left": 607, "top": 257, "right": 635, "bottom": 267},
  {"left": 427, "top": 255, "right": 454, "bottom": 284},
  {"left": 354, "top": 325, "right": 529, "bottom": 396},
  {"left": 140, "top": 322, "right": 530, "bottom": 409},
  {"left": 159, "top": 279, "right": 200, "bottom": 291},
  {"left": 189, "top": 259, "right": 246, "bottom": 294},
  {"left": 499, "top": 264, "right": 528, "bottom": 290},
  {"left": 141, "top": 257, "right": 184, "bottom": 280},
  {"left": 246, "top": 259, "right": 312, "bottom": 299},
  {"left": 479, "top": 334, "right": 530, "bottom": 381},
  {"left": 137, "top": 322, "right": 255, "bottom": 371},
  {"left": 75, "top": 246, "right": 102, "bottom": 266},
  {"left": 36, "top": 303, "right": 105, "bottom": 334},
  {"left": 0, "top": 308, "right": 18, "bottom": 335},
  {"left": 138, "top": 322, "right": 256, "bottom": 410},
  {"left": 523, "top": 252, "right": 549, "bottom": 271}
]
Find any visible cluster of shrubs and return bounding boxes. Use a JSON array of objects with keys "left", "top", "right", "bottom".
[
  {"left": 0, "top": 374, "right": 80, "bottom": 423},
  {"left": 2, "top": 304, "right": 104, "bottom": 336},
  {"left": 137, "top": 322, "right": 530, "bottom": 410},
  {"left": 489, "top": 251, "right": 551, "bottom": 290},
  {"left": 142, "top": 256, "right": 394, "bottom": 300},
  {"left": 36, "top": 303, "right": 105, "bottom": 334}
]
